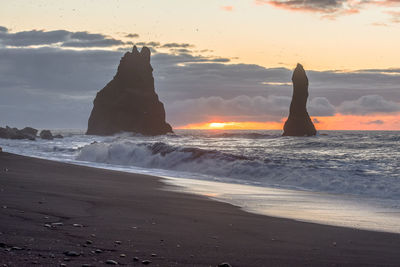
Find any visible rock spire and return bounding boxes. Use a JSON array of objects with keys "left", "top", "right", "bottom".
[{"left": 283, "top": 64, "right": 317, "bottom": 136}]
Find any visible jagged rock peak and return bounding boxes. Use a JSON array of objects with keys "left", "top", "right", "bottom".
[
  {"left": 129, "top": 45, "right": 150, "bottom": 58},
  {"left": 116, "top": 46, "right": 153, "bottom": 78},
  {"left": 140, "top": 46, "right": 151, "bottom": 61},
  {"left": 282, "top": 63, "right": 317, "bottom": 137},
  {"left": 86, "top": 46, "right": 173, "bottom": 136},
  {"left": 132, "top": 45, "right": 139, "bottom": 54}
]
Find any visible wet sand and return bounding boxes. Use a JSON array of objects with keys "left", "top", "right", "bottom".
[{"left": 0, "top": 152, "right": 399, "bottom": 266}]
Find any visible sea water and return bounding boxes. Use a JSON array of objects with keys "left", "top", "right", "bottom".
[{"left": 1, "top": 130, "right": 399, "bottom": 233}]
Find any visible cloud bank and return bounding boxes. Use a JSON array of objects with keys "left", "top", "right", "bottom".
[
  {"left": 0, "top": 26, "right": 400, "bottom": 129},
  {"left": 0, "top": 27, "right": 134, "bottom": 48},
  {"left": 255, "top": 0, "right": 400, "bottom": 22}
]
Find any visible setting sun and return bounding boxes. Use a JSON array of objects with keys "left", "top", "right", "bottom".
[
  {"left": 209, "top": 122, "right": 230, "bottom": 128},
  {"left": 178, "top": 121, "right": 284, "bottom": 130}
]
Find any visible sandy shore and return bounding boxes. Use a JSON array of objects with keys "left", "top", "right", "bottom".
[{"left": 1, "top": 152, "right": 400, "bottom": 266}]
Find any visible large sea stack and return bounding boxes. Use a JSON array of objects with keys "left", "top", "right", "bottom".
[
  {"left": 86, "top": 46, "right": 173, "bottom": 136},
  {"left": 283, "top": 64, "right": 317, "bottom": 136}
]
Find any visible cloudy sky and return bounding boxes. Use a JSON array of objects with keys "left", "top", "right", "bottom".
[{"left": 1, "top": 0, "right": 400, "bottom": 130}]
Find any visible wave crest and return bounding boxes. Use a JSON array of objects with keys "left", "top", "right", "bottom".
[{"left": 76, "top": 140, "right": 400, "bottom": 200}]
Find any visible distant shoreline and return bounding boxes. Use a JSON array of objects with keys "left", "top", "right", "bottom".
[{"left": 1, "top": 151, "right": 400, "bottom": 266}]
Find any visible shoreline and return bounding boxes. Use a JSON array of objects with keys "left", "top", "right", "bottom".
[
  {"left": 3, "top": 146, "right": 400, "bottom": 234},
  {"left": 1, "top": 152, "right": 400, "bottom": 266},
  {"left": 163, "top": 177, "right": 400, "bottom": 235}
]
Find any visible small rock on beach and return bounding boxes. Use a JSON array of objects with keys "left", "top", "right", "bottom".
[{"left": 105, "top": 259, "right": 118, "bottom": 265}]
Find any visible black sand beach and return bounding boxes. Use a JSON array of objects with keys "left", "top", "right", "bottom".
[{"left": 1, "top": 152, "right": 400, "bottom": 266}]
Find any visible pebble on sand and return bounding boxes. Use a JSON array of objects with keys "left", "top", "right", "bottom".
[
  {"left": 105, "top": 259, "right": 118, "bottom": 265},
  {"left": 141, "top": 260, "right": 152, "bottom": 265},
  {"left": 133, "top": 257, "right": 139, "bottom": 261},
  {"left": 218, "top": 263, "right": 232, "bottom": 267},
  {"left": 63, "top": 251, "right": 80, "bottom": 257}
]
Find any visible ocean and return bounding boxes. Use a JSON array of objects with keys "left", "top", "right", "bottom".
[{"left": 1, "top": 130, "right": 400, "bottom": 233}]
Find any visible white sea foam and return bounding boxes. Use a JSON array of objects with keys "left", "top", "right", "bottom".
[{"left": 76, "top": 134, "right": 400, "bottom": 200}]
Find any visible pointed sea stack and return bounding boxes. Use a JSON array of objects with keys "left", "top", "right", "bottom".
[
  {"left": 86, "top": 46, "right": 173, "bottom": 136},
  {"left": 283, "top": 64, "right": 316, "bottom": 136}
]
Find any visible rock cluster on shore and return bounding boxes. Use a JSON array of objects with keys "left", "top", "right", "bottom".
[
  {"left": 0, "top": 126, "right": 62, "bottom": 141},
  {"left": 86, "top": 46, "right": 173, "bottom": 136},
  {"left": 283, "top": 64, "right": 317, "bottom": 136}
]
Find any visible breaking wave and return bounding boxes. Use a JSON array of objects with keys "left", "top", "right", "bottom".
[{"left": 76, "top": 139, "right": 400, "bottom": 200}]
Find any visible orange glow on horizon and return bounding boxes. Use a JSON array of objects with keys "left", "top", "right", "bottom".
[
  {"left": 312, "top": 114, "right": 400, "bottom": 131},
  {"left": 176, "top": 114, "right": 400, "bottom": 131},
  {"left": 177, "top": 121, "right": 284, "bottom": 130}
]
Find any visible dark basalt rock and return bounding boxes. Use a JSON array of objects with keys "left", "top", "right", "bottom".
[
  {"left": 283, "top": 64, "right": 317, "bottom": 136},
  {"left": 86, "top": 46, "right": 173, "bottom": 136},
  {"left": 0, "top": 126, "right": 38, "bottom": 140},
  {"left": 39, "top": 130, "right": 54, "bottom": 140},
  {"left": 20, "top": 127, "right": 38, "bottom": 138}
]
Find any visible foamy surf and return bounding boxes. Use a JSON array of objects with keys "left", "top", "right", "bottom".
[{"left": 1, "top": 129, "right": 400, "bottom": 233}]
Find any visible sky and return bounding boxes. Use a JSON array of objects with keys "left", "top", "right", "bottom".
[{"left": 1, "top": 0, "right": 400, "bottom": 130}]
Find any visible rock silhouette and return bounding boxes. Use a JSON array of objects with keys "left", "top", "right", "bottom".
[
  {"left": 0, "top": 126, "right": 62, "bottom": 140},
  {"left": 39, "top": 130, "right": 54, "bottom": 140},
  {"left": 0, "top": 126, "right": 38, "bottom": 140},
  {"left": 86, "top": 46, "right": 173, "bottom": 136},
  {"left": 283, "top": 64, "right": 317, "bottom": 136}
]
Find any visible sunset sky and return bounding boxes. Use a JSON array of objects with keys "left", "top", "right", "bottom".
[{"left": 1, "top": 0, "right": 400, "bottom": 130}]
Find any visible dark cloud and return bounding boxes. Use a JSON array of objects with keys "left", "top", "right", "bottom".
[
  {"left": 0, "top": 47, "right": 119, "bottom": 93},
  {"left": 308, "top": 97, "right": 336, "bottom": 116},
  {"left": 169, "top": 48, "right": 192, "bottom": 54},
  {"left": 0, "top": 27, "right": 129, "bottom": 48},
  {"left": 0, "top": 29, "right": 70, "bottom": 46},
  {"left": 357, "top": 68, "right": 400, "bottom": 74},
  {"left": 256, "top": 0, "right": 345, "bottom": 13},
  {"left": 62, "top": 39, "right": 125, "bottom": 47},
  {"left": 135, "top": 41, "right": 160, "bottom": 47},
  {"left": 337, "top": 95, "right": 400, "bottom": 115},
  {"left": 125, "top": 33, "right": 140, "bottom": 38},
  {"left": 70, "top": 31, "right": 110, "bottom": 41},
  {"left": 161, "top": 43, "right": 194, "bottom": 48},
  {"left": 255, "top": 0, "right": 400, "bottom": 21},
  {"left": 364, "top": 120, "right": 385, "bottom": 125}
]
